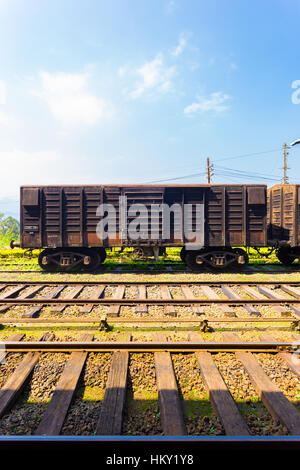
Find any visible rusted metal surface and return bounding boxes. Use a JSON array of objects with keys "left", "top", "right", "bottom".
[
  {"left": 0, "top": 316, "right": 294, "bottom": 323},
  {"left": 0, "top": 297, "right": 300, "bottom": 305},
  {"left": 0, "top": 341, "right": 295, "bottom": 353},
  {"left": 268, "top": 184, "right": 300, "bottom": 246},
  {"left": 2, "top": 280, "right": 300, "bottom": 285},
  {"left": 20, "top": 184, "right": 267, "bottom": 249}
]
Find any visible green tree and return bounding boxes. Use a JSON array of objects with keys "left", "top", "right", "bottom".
[{"left": 0, "top": 216, "right": 20, "bottom": 239}]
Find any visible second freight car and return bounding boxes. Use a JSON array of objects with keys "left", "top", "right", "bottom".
[{"left": 268, "top": 184, "right": 300, "bottom": 264}]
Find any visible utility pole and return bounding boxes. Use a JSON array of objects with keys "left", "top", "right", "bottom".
[
  {"left": 282, "top": 142, "right": 289, "bottom": 184},
  {"left": 206, "top": 157, "right": 214, "bottom": 183}
]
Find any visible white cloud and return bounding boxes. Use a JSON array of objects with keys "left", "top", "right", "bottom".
[
  {"left": 166, "top": 1, "right": 175, "bottom": 13},
  {"left": 230, "top": 62, "right": 238, "bottom": 70},
  {"left": 0, "top": 80, "right": 6, "bottom": 105},
  {"left": 171, "top": 33, "right": 188, "bottom": 57},
  {"left": 129, "top": 54, "right": 175, "bottom": 99},
  {"left": 118, "top": 66, "right": 128, "bottom": 77},
  {"left": 32, "top": 71, "right": 112, "bottom": 126},
  {"left": 184, "top": 92, "right": 231, "bottom": 115}
]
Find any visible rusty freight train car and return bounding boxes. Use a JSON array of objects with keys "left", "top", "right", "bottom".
[
  {"left": 14, "top": 184, "right": 267, "bottom": 271},
  {"left": 267, "top": 184, "right": 300, "bottom": 264}
]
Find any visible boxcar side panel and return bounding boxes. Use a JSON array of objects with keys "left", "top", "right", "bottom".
[
  {"left": 268, "top": 184, "right": 300, "bottom": 247},
  {"left": 20, "top": 184, "right": 267, "bottom": 249}
]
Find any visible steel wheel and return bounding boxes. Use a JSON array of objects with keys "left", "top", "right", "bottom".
[
  {"left": 38, "top": 249, "right": 58, "bottom": 272},
  {"left": 82, "top": 248, "right": 102, "bottom": 272},
  {"left": 276, "top": 247, "right": 296, "bottom": 265}
]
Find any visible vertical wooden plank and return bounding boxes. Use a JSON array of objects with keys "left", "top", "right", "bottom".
[
  {"left": 153, "top": 332, "right": 186, "bottom": 435},
  {"left": 190, "top": 332, "right": 249, "bottom": 435},
  {"left": 35, "top": 333, "right": 94, "bottom": 435},
  {"left": 96, "top": 334, "right": 131, "bottom": 435},
  {"left": 160, "top": 286, "right": 176, "bottom": 317},
  {"left": 260, "top": 333, "right": 300, "bottom": 379},
  {"left": 223, "top": 332, "right": 300, "bottom": 435},
  {"left": 108, "top": 285, "right": 125, "bottom": 317},
  {"left": 136, "top": 285, "right": 148, "bottom": 315},
  {"left": 0, "top": 334, "right": 46, "bottom": 418}
]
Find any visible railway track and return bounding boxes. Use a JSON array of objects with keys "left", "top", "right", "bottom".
[
  {"left": 0, "top": 281, "right": 299, "bottom": 330},
  {"left": 0, "top": 333, "right": 299, "bottom": 438},
  {"left": 1, "top": 263, "right": 300, "bottom": 274}
]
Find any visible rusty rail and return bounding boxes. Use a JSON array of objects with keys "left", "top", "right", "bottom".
[{"left": 0, "top": 341, "right": 296, "bottom": 353}]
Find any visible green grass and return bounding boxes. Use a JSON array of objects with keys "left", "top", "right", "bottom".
[{"left": 0, "top": 244, "right": 289, "bottom": 272}]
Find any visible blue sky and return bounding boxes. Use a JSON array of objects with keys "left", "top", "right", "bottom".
[{"left": 1, "top": 0, "right": 300, "bottom": 217}]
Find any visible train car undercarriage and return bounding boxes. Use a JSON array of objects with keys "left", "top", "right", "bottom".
[{"left": 37, "top": 246, "right": 249, "bottom": 272}]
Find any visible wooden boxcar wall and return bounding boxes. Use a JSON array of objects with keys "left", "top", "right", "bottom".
[
  {"left": 20, "top": 184, "right": 267, "bottom": 249},
  {"left": 267, "top": 184, "right": 300, "bottom": 246}
]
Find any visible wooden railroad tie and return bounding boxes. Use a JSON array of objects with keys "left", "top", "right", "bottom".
[
  {"left": 136, "top": 284, "right": 148, "bottom": 316},
  {"left": 0, "top": 285, "right": 44, "bottom": 314},
  {"left": 222, "top": 285, "right": 261, "bottom": 316},
  {"left": 200, "top": 285, "right": 236, "bottom": 317},
  {"left": 22, "top": 286, "right": 65, "bottom": 318},
  {"left": 0, "top": 333, "right": 46, "bottom": 419},
  {"left": 256, "top": 285, "right": 289, "bottom": 317},
  {"left": 160, "top": 286, "right": 177, "bottom": 317},
  {"left": 96, "top": 333, "right": 131, "bottom": 435},
  {"left": 152, "top": 332, "right": 186, "bottom": 435},
  {"left": 189, "top": 332, "right": 250, "bottom": 436},
  {"left": 52, "top": 285, "right": 84, "bottom": 313},
  {"left": 35, "top": 333, "right": 94, "bottom": 436},
  {"left": 79, "top": 285, "right": 105, "bottom": 314},
  {"left": 108, "top": 285, "right": 125, "bottom": 317},
  {"left": 223, "top": 331, "right": 300, "bottom": 435}
]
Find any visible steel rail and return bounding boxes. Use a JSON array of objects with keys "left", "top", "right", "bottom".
[
  {"left": 0, "top": 316, "right": 296, "bottom": 324},
  {"left": 0, "top": 297, "right": 299, "bottom": 304},
  {"left": 1, "top": 341, "right": 296, "bottom": 353},
  {"left": 1, "top": 280, "right": 300, "bottom": 285}
]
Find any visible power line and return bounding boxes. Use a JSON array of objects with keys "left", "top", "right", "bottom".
[
  {"left": 145, "top": 147, "right": 283, "bottom": 183},
  {"left": 214, "top": 165, "right": 281, "bottom": 182},
  {"left": 146, "top": 172, "right": 206, "bottom": 184},
  {"left": 215, "top": 148, "right": 282, "bottom": 162},
  {"left": 213, "top": 170, "right": 281, "bottom": 183}
]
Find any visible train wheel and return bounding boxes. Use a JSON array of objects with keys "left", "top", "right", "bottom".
[
  {"left": 159, "top": 247, "right": 166, "bottom": 257},
  {"left": 95, "top": 247, "right": 107, "bottom": 263},
  {"left": 185, "top": 247, "right": 248, "bottom": 271},
  {"left": 185, "top": 249, "right": 207, "bottom": 271},
  {"left": 38, "top": 249, "right": 58, "bottom": 272},
  {"left": 276, "top": 247, "right": 296, "bottom": 265},
  {"left": 82, "top": 248, "right": 102, "bottom": 272},
  {"left": 180, "top": 247, "right": 186, "bottom": 263},
  {"left": 232, "top": 248, "right": 249, "bottom": 269}
]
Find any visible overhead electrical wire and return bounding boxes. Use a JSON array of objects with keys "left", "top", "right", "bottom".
[
  {"left": 145, "top": 145, "right": 300, "bottom": 184},
  {"left": 145, "top": 147, "right": 283, "bottom": 183},
  {"left": 147, "top": 172, "right": 206, "bottom": 184}
]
